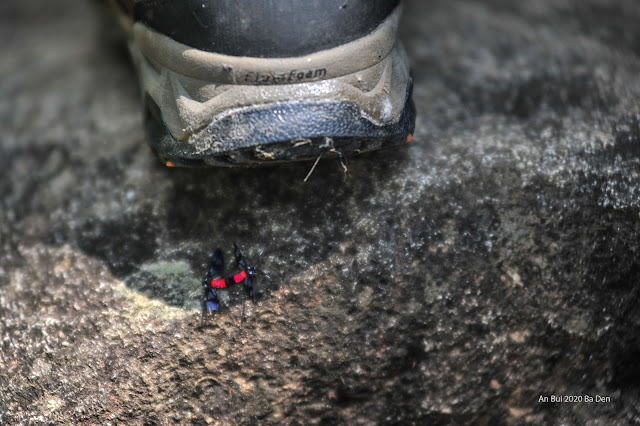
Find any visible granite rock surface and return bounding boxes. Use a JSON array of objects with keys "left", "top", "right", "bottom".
[{"left": 1, "top": 0, "right": 640, "bottom": 424}]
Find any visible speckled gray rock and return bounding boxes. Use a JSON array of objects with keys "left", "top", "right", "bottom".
[{"left": 1, "top": 0, "right": 640, "bottom": 424}]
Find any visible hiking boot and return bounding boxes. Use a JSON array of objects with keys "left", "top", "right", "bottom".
[{"left": 110, "top": 0, "right": 415, "bottom": 167}]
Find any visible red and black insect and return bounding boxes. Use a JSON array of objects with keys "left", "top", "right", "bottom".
[{"left": 201, "top": 244, "right": 265, "bottom": 317}]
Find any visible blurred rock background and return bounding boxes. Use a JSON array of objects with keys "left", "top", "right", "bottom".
[{"left": 1, "top": 0, "right": 639, "bottom": 424}]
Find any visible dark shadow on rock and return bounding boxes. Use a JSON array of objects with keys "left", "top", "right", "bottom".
[
  {"left": 77, "top": 209, "right": 160, "bottom": 276},
  {"left": 153, "top": 147, "right": 412, "bottom": 308}
]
